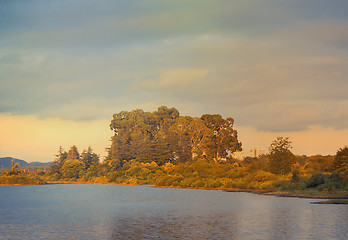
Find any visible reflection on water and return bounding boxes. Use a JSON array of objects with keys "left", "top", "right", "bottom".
[
  {"left": 0, "top": 184, "right": 347, "bottom": 240},
  {"left": 110, "top": 212, "right": 237, "bottom": 240},
  {"left": 269, "top": 209, "right": 296, "bottom": 239}
]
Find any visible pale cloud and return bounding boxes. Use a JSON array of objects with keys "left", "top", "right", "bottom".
[
  {"left": 1, "top": 25, "right": 347, "bottom": 130},
  {"left": 135, "top": 69, "right": 209, "bottom": 90},
  {"left": 125, "top": 31, "right": 348, "bottom": 131},
  {"left": 275, "top": 19, "right": 348, "bottom": 49}
]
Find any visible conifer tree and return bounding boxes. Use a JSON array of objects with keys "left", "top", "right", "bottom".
[
  {"left": 81, "top": 146, "right": 100, "bottom": 168},
  {"left": 67, "top": 145, "right": 80, "bottom": 160},
  {"left": 50, "top": 146, "right": 67, "bottom": 173}
]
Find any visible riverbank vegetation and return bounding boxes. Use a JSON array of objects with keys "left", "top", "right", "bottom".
[
  {"left": 1, "top": 106, "right": 347, "bottom": 198},
  {"left": 0, "top": 160, "right": 45, "bottom": 185}
]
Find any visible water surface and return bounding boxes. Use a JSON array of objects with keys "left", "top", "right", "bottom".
[{"left": 0, "top": 184, "right": 347, "bottom": 239}]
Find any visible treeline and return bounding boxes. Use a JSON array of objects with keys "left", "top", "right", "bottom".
[
  {"left": 44, "top": 143, "right": 347, "bottom": 197},
  {"left": 2, "top": 144, "right": 347, "bottom": 194}
]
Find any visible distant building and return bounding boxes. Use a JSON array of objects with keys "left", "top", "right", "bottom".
[{"left": 250, "top": 149, "right": 266, "bottom": 158}]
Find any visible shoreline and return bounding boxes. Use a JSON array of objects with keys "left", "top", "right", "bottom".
[
  {"left": 222, "top": 188, "right": 348, "bottom": 199},
  {"left": 155, "top": 185, "right": 348, "bottom": 200},
  {"left": 3, "top": 181, "right": 348, "bottom": 200}
]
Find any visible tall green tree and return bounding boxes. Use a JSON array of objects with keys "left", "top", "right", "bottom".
[
  {"left": 108, "top": 109, "right": 152, "bottom": 162},
  {"left": 200, "top": 114, "right": 242, "bottom": 160},
  {"left": 50, "top": 146, "right": 67, "bottom": 173},
  {"left": 67, "top": 145, "right": 80, "bottom": 160},
  {"left": 108, "top": 106, "right": 182, "bottom": 165},
  {"left": 168, "top": 116, "right": 193, "bottom": 163},
  {"left": 80, "top": 146, "right": 99, "bottom": 168},
  {"left": 269, "top": 137, "right": 295, "bottom": 175},
  {"left": 187, "top": 117, "right": 213, "bottom": 159}
]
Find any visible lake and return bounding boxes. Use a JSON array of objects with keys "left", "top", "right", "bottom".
[{"left": 0, "top": 184, "right": 347, "bottom": 240}]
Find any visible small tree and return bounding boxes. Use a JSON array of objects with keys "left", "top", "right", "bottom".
[
  {"left": 269, "top": 137, "right": 295, "bottom": 175},
  {"left": 9, "top": 160, "right": 20, "bottom": 175}
]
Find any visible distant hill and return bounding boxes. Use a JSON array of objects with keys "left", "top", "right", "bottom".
[
  {"left": 0, "top": 157, "right": 28, "bottom": 168},
  {"left": 0, "top": 157, "right": 51, "bottom": 169},
  {"left": 28, "top": 162, "right": 52, "bottom": 167}
]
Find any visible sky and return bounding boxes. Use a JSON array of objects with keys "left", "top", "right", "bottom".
[{"left": 0, "top": 0, "right": 347, "bottom": 162}]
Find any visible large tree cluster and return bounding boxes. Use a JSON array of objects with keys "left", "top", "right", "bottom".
[{"left": 106, "top": 106, "right": 242, "bottom": 166}]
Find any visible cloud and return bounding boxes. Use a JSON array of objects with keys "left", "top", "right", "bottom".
[
  {"left": 126, "top": 29, "right": 348, "bottom": 130},
  {"left": 0, "top": 0, "right": 347, "bottom": 133},
  {"left": 3, "top": 0, "right": 346, "bottom": 49},
  {"left": 134, "top": 69, "right": 209, "bottom": 90}
]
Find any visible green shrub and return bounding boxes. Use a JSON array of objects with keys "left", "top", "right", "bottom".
[{"left": 306, "top": 173, "right": 326, "bottom": 188}]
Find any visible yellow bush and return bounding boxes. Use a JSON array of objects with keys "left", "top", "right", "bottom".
[{"left": 92, "top": 176, "right": 108, "bottom": 184}]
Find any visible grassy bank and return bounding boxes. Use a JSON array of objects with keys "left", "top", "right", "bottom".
[
  {"left": 311, "top": 199, "right": 348, "bottom": 204},
  {"left": 44, "top": 179, "right": 348, "bottom": 199}
]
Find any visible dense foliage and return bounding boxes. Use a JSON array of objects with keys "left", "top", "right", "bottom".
[{"left": 106, "top": 106, "right": 242, "bottom": 165}]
